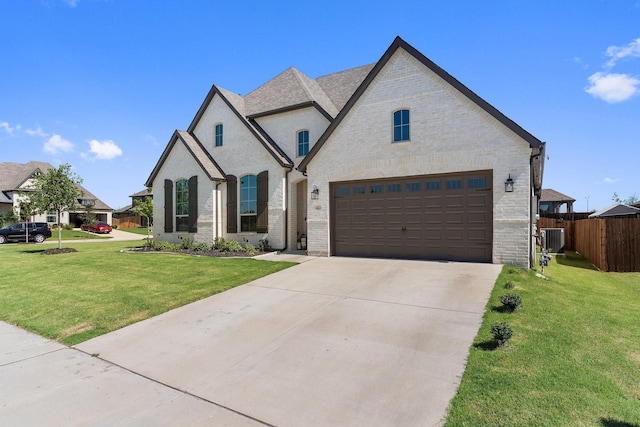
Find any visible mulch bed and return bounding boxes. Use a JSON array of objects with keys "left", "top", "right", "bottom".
[
  {"left": 43, "top": 248, "right": 78, "bottom": 255},
  {"left": 129, "top": 247, "right": 265, "bottom": 258}
]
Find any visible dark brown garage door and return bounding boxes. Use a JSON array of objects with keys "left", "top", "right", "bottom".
[{"left": 331, "top": 170, "right": 492, "bottom": 262}]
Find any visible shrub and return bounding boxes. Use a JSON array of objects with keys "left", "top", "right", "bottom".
[
  {"left": 180, "top": 237, "right": 194, "bottom": 250},
  {"left": 213, "top": 237, "right": 226, "bottom": 250},
  {"left": 244, "top": 243, "right": 257, "bottom": 255},
  {"left": 218, "top": 239, "right": 244, "bottom": 252},
  {"left": 491, "top": 322, "right": 513, "bottom": 347},
  {"left": 504, "top": 281, "right": 515, "bottom": 289},
  {"left": 258, "top": 238, "right": 271, "bottom": 252},
  {"left": 499, "top": 293, "right": 522, "bottom": 312},
  {"left": 193, "top": 242, "right": 211, "bottom": 252},
  {"left": 151, "top": 240, "right": 181, "bottom": 251}
]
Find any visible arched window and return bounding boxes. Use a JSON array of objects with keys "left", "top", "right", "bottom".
[
  {"left": 175, "top": 178, "right": 189, "bottom": 231},
  {"left": 240, "top": 174, "right": 257, "bottom": 232},
  {"left": 215, "top": 123, "right": 223, "bottom": 147},
  {"left": 393, "top": 109, "right": 410, "bottom": 142},
  {"left": 297, "top": 130, "right": 309, "bottom": 157}
]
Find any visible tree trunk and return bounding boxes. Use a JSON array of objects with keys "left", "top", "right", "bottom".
[{"left": 57, "top": 210, "right": 63, "bottom": 249}]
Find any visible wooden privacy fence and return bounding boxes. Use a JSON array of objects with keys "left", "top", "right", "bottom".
[
  {"left": 113, "top": 215, "right": 144, "bottom": 229},
  {"left": 537, "top": 217, "right": 640, "bottom": 272}
]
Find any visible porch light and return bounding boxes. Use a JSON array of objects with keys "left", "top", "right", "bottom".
[
  {"left": 505, "top": 174, "right": 514, "bottom": 192},
  {"left": 311, "top": 185, "right": 319, "bottom": 200}
]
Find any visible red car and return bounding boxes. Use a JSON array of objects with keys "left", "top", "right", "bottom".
[{"left": 81, "top": 221, "right": 113, "bottom": 234}]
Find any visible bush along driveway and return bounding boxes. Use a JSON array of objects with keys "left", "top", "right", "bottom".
[{"left": 445, "top": 251, "right": 640, "bottom": 426}]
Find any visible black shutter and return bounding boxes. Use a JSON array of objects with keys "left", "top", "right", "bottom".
[
  {"left": 164, "top": 179, "right": 173, "bottom": 233},
  {"left": 188, "top": 175, "right": 198, "bottom": 233},
  {"left": 226, "top": 175, "right": 237, "bottom": 233},
  {"left": 256, "top": 170, "right": 268, "bottom": 233}
]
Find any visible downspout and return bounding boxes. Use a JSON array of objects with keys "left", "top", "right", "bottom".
[
  {"left": 530, "top": 142, "right": 546, "bottom": 269},
  {"left": 282, "top": 167, "right": 292, "bottom": 252},
  {"left": 215, "top": 181, "right": 222, "bottom": 241}
]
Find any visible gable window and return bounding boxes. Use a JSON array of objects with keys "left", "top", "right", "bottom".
[
  {"left": 297, "top": 130, "right": 309, "bottom": 157},
  {"left": 240, "top": 174, "right": 257, "bottom": 232},
  {"left": 175, "top": 179, "right": 189, "bottom": 231},
  {"left": 393, "top": 109, "right": 410, "bottom": 142},
  {"left": 215, "top": 123, "right": 223, "bottom": 147}
]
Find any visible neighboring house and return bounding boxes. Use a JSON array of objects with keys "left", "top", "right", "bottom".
[
  {"left": 0, "top": 161, "right": 112, "bottom": 226},
  {"left": 540, "top": 189, "right": 575, "bottom": 214},
  {"left": 113, "top": 189, "right": 153, "bottom": 227},
  {"left": 146, "top": 37, "right": 545, "bottom": 268},
  {"left": 589, "top": 204, "right": 640, "bottom": 218}
]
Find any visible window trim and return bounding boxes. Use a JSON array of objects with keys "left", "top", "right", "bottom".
[
  {"left": 214, "top": 123, "right": 223, "bottom": 147},
  {"left": 239, "top": 174, "right": 257, "bottom": 233},
  {"left": 175, "top": 178, "right": 189, "bottom": 232},
  {"left": 297, "top": 129, "right": 309, "bottom": 157},
  {"left": 392, "top": 109, "right": 410, "bottom": 143}
]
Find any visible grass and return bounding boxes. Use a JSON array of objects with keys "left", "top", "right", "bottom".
[
  {"left": 445, "top": 251, "right": 640, "bottom": 426},
  {"left": 119, "top": 227, "right": 151, "bottom": 236},
  {"left": 0, "top": 241, "right": 294, "bottom": 346},
  {"left": 52, "top": 228, "right": 112, "bottom": 240}
]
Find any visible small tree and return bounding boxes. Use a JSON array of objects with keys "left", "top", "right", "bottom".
[
  {"left": 131, "top": 188, "right": 153, "bottom": 240},
  {"left": 28, "top": 163, "right": 83, "bottom": 249},
  {"left": 80, "top": 202, "right": 97, "bottom": 233},
  {"left": 0, "top": 211, "right": 18, "bottom": 227},
  {"left": 612, "top": 192, "right": 639, "bottom": 205}
]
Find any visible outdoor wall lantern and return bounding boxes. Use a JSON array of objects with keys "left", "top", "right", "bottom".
[
  {"left": 310, "top": 185, "right": 319, "bottom": 200},
  {"left": 505, "top": 174, "right": 514, "bottom": 192}
]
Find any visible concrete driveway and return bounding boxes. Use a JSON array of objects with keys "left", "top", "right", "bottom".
[{"left": 2, "top": 257, "right": 501, "bottom": 426}]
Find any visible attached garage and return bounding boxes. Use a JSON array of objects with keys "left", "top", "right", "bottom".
[{"left": 330, "top": 170, "right": 493, "bottom": 262}]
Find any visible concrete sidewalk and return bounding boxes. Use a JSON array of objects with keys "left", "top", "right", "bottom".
[
  {"left": 58, "top": 228, "right": 148, "bottom": 243},
  {"left": 2, "top": 257, "right": 501, "bottom": 426},
  {"left": 0, "top": 322, "right": 263, "bottom": 426}
]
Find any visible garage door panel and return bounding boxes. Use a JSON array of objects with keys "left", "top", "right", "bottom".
[{"left": 331, "top": 170, "right": 492, "bottom": 262}]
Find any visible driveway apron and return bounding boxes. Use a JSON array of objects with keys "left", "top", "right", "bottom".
[{"left": 75, "top": 257, "right": 501, "bottom": 426}]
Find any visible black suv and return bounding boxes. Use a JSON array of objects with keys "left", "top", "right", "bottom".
[{"left": 0, "top": 222, "right": 52, "bottom": 244}]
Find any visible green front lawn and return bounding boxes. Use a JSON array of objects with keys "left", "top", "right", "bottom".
[
  {"left": 119, "top": 227, "right": 151, "bottom": 236},
  {"left": 53, "top": 228, "right": 112, "bottom": 240},
  {"left": 0, "top": 241, "right": 294, "bottom": 345},
  {"left": 445, "top": 251, "right": 640, "bottom": 426}
]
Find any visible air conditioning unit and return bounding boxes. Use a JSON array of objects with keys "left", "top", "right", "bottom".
[{"left": 541, "top": 228, "right": 565, "bottom": 253}]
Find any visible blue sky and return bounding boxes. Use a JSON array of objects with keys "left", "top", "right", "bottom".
[{"left": 1, "top": 0, "right": 638, "bottom": 211}]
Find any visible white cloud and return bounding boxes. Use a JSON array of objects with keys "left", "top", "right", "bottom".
[
  {"left": 25, "top": 126, "right": 49, "bottom": 138},
  {"left": 585, "top": 72, "right": 640, "bottom": 103},
  {"left": 84, "top": 139, "right": 123, "bottom": 160},
  {"left": 63, "top": 0, "right": 79, "bottom": 7},
  {"left": 1, "top": 122, "right": 21, "bottom": 135},
  {"left": 43, "top": 134, "right": 74, "bottom": 154},
  {"left": 605, "top": 38, "right": 640, "bottom": 68},
  {"left": 602, "top": 177, "right": 621, "bottom": 184}
]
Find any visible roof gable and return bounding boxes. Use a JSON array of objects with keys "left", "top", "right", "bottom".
[
  {"left": 589, "top": 203, "right": 640, "bottom": 218},
  {"left": 146, "top": 130, "right": 226, "bottom": 187},
  {"left": 0, "top": 161, "right": 52, "bottom": 191},
  {"left": 540, "top": 189, "right": 576, "bottom": 203},
  {"left": 298, "top": 36, "right": 544, "bottom": 173},
  {"left": 0, "top": 161, "right": 112, "bottom": 210},
  {"left": 186, "top": 85, "right": 293, "bottom": 168}
]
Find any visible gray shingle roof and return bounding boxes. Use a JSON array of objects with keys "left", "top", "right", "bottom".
[
  {"left": 316, "top": 63, "right": 375, "bottom": 111},
  {"left": 245, "top": 67, "right": 338, "bottom": 118},
  {"left": 589, "top": 204, "right": 640, "bottom": 218},
  {"left": 130, "top": 189, "right": 151, "bottom": 198},
  {"left": 540, "top": 189, "right": 576, "bottom": 203},
  {"left": 0, "top": 161, "right": 51, "bottom": 191},
  {"left": 146, "top": 130, "right": 226, "bottom": 187},
  {"left": 0, "top": 161, "right": 112, "bottom": 210}
]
